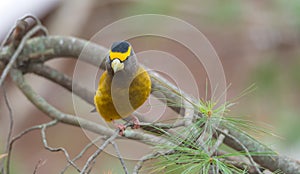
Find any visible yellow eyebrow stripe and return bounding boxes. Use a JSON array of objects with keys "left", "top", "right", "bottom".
[{"left": 109, "top": 46, "right": 131, "bottom": 61}]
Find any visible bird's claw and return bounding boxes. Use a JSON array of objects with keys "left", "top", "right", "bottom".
[
  {"left": 132, "top": 116, "right": 140, "bottom": 129},
  {"left": 114, "top": 116, "right": 140, "bottom": 135},
  {"left": 116, "top": 124, "right": 126, "bottom": 136}
]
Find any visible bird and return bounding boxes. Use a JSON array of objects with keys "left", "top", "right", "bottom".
[{"left": 94, "top": 41, "right": 151, "bottom": 135}]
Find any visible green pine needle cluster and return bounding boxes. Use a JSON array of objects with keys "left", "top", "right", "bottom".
[{"left": 141, "top": 84, "right": 278, "bottom": 174}]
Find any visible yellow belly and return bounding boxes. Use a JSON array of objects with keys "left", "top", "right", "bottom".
[{"left": 94, "top": 67, "right": 151, "bottom": 122}]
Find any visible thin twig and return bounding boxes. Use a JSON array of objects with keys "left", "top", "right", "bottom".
[
  {"left": 219, "top": 159, "right": 264, "bottom": 174},
  {"left": 86, "top": 160, "right": 96, "bottom": 174},
  {"left": 2, "top": 85, "right": 14, "bottom": 150},
  {"left": 41, "top": 120, "right": 81, "bottom": 173},
  {"left": 80, "top": 129, "right": 120, "bottom": 174},
  {"left": 182, "top": 98, "right": 208, "bottom": 150},
  {"left": 33, "top": 159, "right": 47, "bottom": 174},
  {"left": 0, "top": 14, "right": 47, "bottom": 48},
  {"left": 209, "top": 129, "right": 228, "bottom": 156},
  {"left": 139, "top": 120, "right": 185, "bottom": 135},
  {"left": 183, "top": 99, "right": 194, "bottom": 126},
  {"left": 0, "top": 154, "right": 7, "bottom": 160},
  {"left": 110, "top": 141, "right": 129, "bottom": 174},
  {"left": 133, "top": 150, "right": 173, "bottom": 174},
  {"left": 0, "top": 24, "right": 48, "bottom": 87},
  {"left": 6, "top": 120, "right": 56, "bottom": 174},
  {"left": 0, "top": 24, "right": 15, "bottom": 48},
  {"left": 0, "top": 85, "right": 14, "bottom": 174},
  {"left": 139, "top": 121, "right": 185, "bottom": 130},
  {"left": 133, "top": 153, "right": 159, "bottom": 174},
  {"left": 194, "top": 121, "right": 211, "bottom": 154},
  {"left": 60, "top": 136, "right": 104, "bottom": 174},
  {"left": 216, "top": 128, "right": 263, "bottom": 174},
  {"left": 21, "top": 14, "right": 44, "bottom": 26}
]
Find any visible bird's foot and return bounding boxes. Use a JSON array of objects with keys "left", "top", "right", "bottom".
[
  {"left": 113, "top": 116, "right": 140, "bottom": 135},
  {"left": 117, "top": 124, "right": 126, "bottom": 136},
  {"left": 113, "top": 123, "right": 127, "bottom": 136},
  {"left": 132, "top": 116, "right": 140, "bottom": 129}
]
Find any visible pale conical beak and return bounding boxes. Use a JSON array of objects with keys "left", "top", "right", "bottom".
[{"left": 111, "top": 59, "right": 124, "bottom": 73}]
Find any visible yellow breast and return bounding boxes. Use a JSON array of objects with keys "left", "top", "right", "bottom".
[{"left": 94, "top": 67, "right": 151, "bottom": 122}]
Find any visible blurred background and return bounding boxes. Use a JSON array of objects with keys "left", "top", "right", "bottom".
[{"left": 1, "top": 0, "right": 300, "bottom": 173}]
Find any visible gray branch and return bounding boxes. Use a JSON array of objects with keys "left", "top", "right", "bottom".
[{"left": 1, "top": 36, "right": 299, "bottom": 173}]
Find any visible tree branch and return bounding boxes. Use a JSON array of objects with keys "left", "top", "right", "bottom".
[
  {"left": 40, "top": 120, "right": 81, "bottom": 172},
  {"left": 1, "top": 36, "right": 299, "bottom": 173},
  {"left": 61, "top": 136, "right": 104, "bottom": 173},
  {"left": 80, "top": 129, "right": 120, "bottom": 174},
  {"left": 27, "top": 63, "right": 94, "bottom": 105},
  {"left": 110, "top": 141, "right": 129, "bottom": 174},
  {"left": 6, "top": 121, "right": 55, "bottom": 174},
  {"left": 0, "top": 24, "right": 47, "bottom": 87},
  {"left": 0, "top": 85, "right": 14, "bottom": 174}
]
